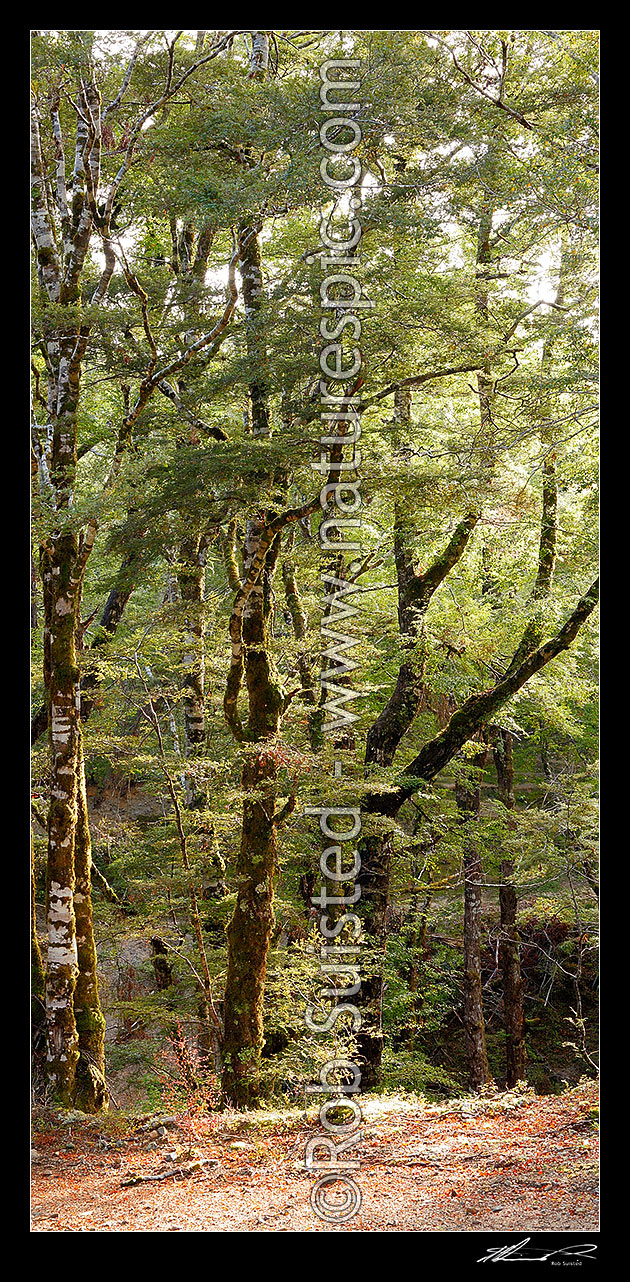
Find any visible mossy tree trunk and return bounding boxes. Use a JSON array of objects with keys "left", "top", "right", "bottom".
[
  {"left": 32, "top": 547, "right": 139, "bottom": 747},
  {"left": 31, "top": 838, "right": 46, "bottom": 1069},
  {"left": 42, "top": 527, "right": 109, "bottom": 1110},
  {"left": 238, "top": 224, "right": 271, "bottom": 438},
  {"left": 72, "top": 733, "right": 108, "bottom": 1113},
  {"left": 223, "top": 179, "right": 277, "bottom": 1109},
  {"left": 221, "top": 39, "right": 293, "bottom": 1106},
  {"left": 457, "top": 749, "right": 493, "bottom": 1091},
  {"left": 222, "top": 745, "right": 279, "bottom": 1106},
  {"left": 222, "top": 514, "right": 288, "bottom": 1106},
  {"left": 42, "top": 532, "right": 82, "bottom": 1104},
  {"left": 32, "top": 71, "right": 109, "bottom": 1107},
  {"left": 354, "top": 829, "right": 393, "bottom": 1091}
]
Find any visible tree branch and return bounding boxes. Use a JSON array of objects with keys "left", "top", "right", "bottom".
[{"left": 374, "top": 578, "right": 599, "bottom": 814}]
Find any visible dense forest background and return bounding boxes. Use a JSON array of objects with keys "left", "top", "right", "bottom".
[{"left": 30, "top": 28, "right": 598, "bottom": 1119}]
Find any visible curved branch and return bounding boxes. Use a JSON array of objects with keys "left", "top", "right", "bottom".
[{"left": 374, "top": 578, "right": 599, "bottom": 814}]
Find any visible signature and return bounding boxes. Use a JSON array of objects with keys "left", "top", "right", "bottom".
[{"left": 478, "top": 1238, "right": 597, "bottom": 1263}]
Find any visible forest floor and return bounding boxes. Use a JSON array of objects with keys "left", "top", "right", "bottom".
[{"left": 31, "top": 1079, "right": 598, "bottom": 1233}]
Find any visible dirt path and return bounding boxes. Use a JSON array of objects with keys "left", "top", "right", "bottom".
[{"left": 31, "top": 1081, "right": 598, "bottom": 1232}]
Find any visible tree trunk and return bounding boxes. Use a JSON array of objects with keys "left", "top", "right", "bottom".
[
  {"left": 238, "top": 222, "right": 271, "bottom": 438},
  {"left": 354, "top": 830, "right": 393, "bottom": 1090},
  {"left": 493, "top": 728, "right": 526, "bottom": 1087},
  {"left": 43, "top": 534, "right": 82, "bottom": 1103},
  {"left": 462, "top": 842, "right": 492, "bottom": 1089},
  {"left": 222, "top": 748, "right": 278, "bottom": 1106},
  {"left": 221, "top": 46, "right": 288, "bottom": 1105},
  {"left": 499, "top": 859, "right": 525, "bottom": 1087},
  {"left": 31, "top": 838, "right": 46, "bottom": 1069},
  {"left": 177, "top": 532, "right": 207, "bottom": 806},
  {"left": 32, "top": 548, "right": 138, "bottom": 745},
  {"left": 42, "top": 522, "right": 109, "bottom": 1110},
  {"left": 31, "top": 548, "right": 39, "bottom": 629},
  {"left": 457, "top": 750, "right": 493, "bottom": 1090},
  {"left": 73, "top": 737, "right": 108, "bottom": 1112},
  {"left": 78, "top": 550, "right": 138, "bottom": 723},
  {"left": 222, "top": 512, "right": 286, "bottom": 1106}
]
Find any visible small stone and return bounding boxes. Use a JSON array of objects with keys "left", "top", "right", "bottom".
[{"left": 31, "top": 1150, "right": 40, "bottom": 1162}]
